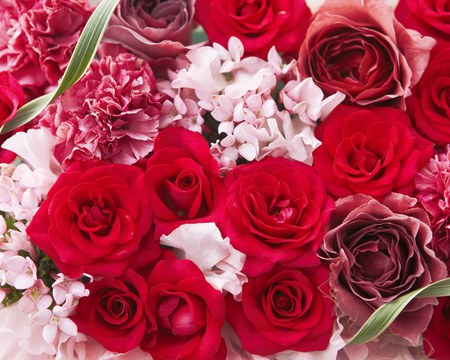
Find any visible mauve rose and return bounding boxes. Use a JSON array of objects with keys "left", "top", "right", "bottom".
[
  {"left": 321, "top": 193, "right": 447, "bottom": 345},
  {"left": 20, "top": 0, "right": 93, "bottom": 85},
  {"left": 313, "top": 105, "right": 434, "bottom": 199},
  {"left": 72, "top": 269, "right": 148, "bottom": 353},
  {"left": 195, "top": 0, "right": 311, "bottom": 58},
  {"left": 396, "top": 0, "right": 450, "bottom": 46},
  {"left": 26, "top": 160, "right": 158, "bottom": 278},
  {"left": 141, "top": 259, "right": 226, "bottom": 360},
  {"left": 298, "top": 0, "right": 436, "bottom": 108},
  {"left": 406, "top": 47, "right": 450, "bottom": 144},
  {"left": 423, "top": 297, "right": 450, "bottom": 360},
  {"left": 102, "top": 0, "right": 195, "bottom": 76},
  {"left": 222, "top": 157, "right": 334, "bottom": 276},
  {"left": 226, "top": 262, "right": 334, "bottom": 355}
]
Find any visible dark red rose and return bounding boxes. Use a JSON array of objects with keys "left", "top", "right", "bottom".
[
  {"left": 313, "top": 105, "right": 434, "bottom": 199},
  {"left": 141, "top": 259, "right": 226, "bottom": 360},
  {"left": 195, "top": 0, "right": 311, "bottom": 58},
  {"left": 396, "top": 0, "right": 450, "bottom": 46},
  {"left": 424, "top": 297, "right": 450, "bottom": 360},
  {"left": 143, "top": 127, "right": 226, "bottom": 240},
  {"left": 26, "top": 160, "right": 157, "bottom": 278},
  {"left": 298, "top": 0, "right": 436, "bottom": 108},
  {"left": 0, "top": 71, "right": 25, "bottom": 163},
  {"left": 222, "top": 157, "right": 334, "bottom": 276},
  {"left": 72, "top": 269, "right": 148, "bottom": 353},
  {"left": 226, "top": 262, "right": 334, "bottom": 355},
  {"left": 406, "top": 48, "right": 450, "bottom": 144}
]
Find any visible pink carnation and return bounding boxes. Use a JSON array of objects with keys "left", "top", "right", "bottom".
[
  {"left": 416, "top": 146, "right": 450, "bottom": 270},
  {"left": 38, "top": 53, "right": 170, "bottom": 168}
]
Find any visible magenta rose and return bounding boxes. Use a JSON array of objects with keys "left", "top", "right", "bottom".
[
  {"left": 141, "top": 259, "right": 226, "bottom": 360},
  {"left": 222, "top": 157, "right": 334, "bottom": 276},
  {"left": 423, "top": 297, "right": 450, "bottom": 360},
  {"left": 313, "top": 105, "right": 434, "bottom": 199},
  {"left": 72, "top": 269, "right": 147, "bottom": 353},
  {"left": 298, "top": 0, "right": 436, "bottom": 107},
  {"left": 26, "top": 160, "right": 157, "bottom": 278},
  {"left": 406, "top": 48, "right": 450, "bottom": 144},
  {"left": 321, "top": 193, "right": 448, "bottom": 344},
  {"left": 143, "top": 126, "right": 226, "bottom": 240},
  {"left": 102, "top": 0, "right": 195, "bottom": 77},
  {"left": 195, "top": 0, "right": 311, "bottom": 58},
  {"left": 38, "top": 53, "right": 168, "bottom": 168},
  {"left": 227, "top": 262, "right": 334, "bottom": 355},
  {"left": 20, "top": 0, "right": 93, "bottom": 85},
  {"left": 396, "top": 0, "right": 450, "bottom": 46}
]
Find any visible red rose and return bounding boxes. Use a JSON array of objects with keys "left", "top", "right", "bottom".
[
  {"left": 406, "top": 48, "right": 450, "bottom": 144},
  {"left": 298, "top": 0, "right": 436, "bottom": 107},
  {"left": 226, "top": 263, "right": 334, "bottom": 355},
  {"left": 26, "top": 160, "right": 157, "bottom": 278},
  {"left": 141, "top": 259, "right": 226, "bottom": 360},
  {"left": 0, "top": 71, "right": 25, "bottom": 163},
  {"left": 72, "top": 269, "right": 148, "bottom": 353},
  {"left": 313, "top": 105, "right": 434, "bottom": 199},
  {"left": 195, "top": 0, "right": 311, "bottom": 58},
  {"left": 143, "top": 127, "right": 226, "bottom": 240},
  {"left": 222, "top": 157, "right": 334, "bottom": 276},
  {"left": 424, "top": 297, "right": 450, "bottom": 360}
]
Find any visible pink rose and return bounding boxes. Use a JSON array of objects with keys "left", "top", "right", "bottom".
[
  {"left": 298, "top": 0, "right": 436, "bottom": 108},
  {"left": 321, "top": 193, "right": 447, "bottom": 344}
]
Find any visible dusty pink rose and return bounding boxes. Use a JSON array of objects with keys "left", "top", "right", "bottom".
[
  {"left": 321, "top": 193, "right": 447, "bottom": 345},
  {"left": 19, "top": 0, "right": 93, "bottom": 85},
  {"left": 416, "top": 146, "right": 450, "bottom": 271},
  {"left": 38, "top": 53, "right": 169, "bottom": 168},
  {"left": 102, "top": 0, "right": 195, "bottom": 77},
  {"left": 298, "top": 0, "right": 436, "bottom": 108}
]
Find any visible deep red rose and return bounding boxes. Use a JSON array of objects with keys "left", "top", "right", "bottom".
[
  {"left": 227, "top": 263, "right": 334, "bottom": 355},
  {"left": 143, "top": 127, "right": 226, "bottom": 240},
  {"left": 298, "top": 0, "right": 436, "bottom": 108},
  {"left": 72, "top": 269, "right": 148, "bottom": 353},
  {"left": 406, "top": 48, "right": 450, "bottom": 144},
  {"left": 0, "top": 71, "right": 25, "bottom": 163},
  {"left": 222, "top": 157, "right": 334, "bottom": 276},
  {"left": 313, "top": 105, "right": 434, "bottom": 199},
  {"left": 141, "top": 259, "right": 226, "bottom": 360},
  {"left": 26, "top": 160, "right": 157, "bottom": 278},
  {"left": 396, "top": 0, "right": 450, "bottom": 46},
  {"left": 195, "top": 0, "right": 311, "bottom": 58},
  {"left": 424, "top": 297, "right": 450, "bottom": 360}
]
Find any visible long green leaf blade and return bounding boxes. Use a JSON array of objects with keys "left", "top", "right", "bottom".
[
  {"left": 0, "top": 0, "right": 120, "bottom": 135},
  {"left": 347, "top": 277, "right": 450, "bottom": 345}
]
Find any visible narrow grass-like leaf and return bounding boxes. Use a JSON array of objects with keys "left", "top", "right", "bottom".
[
  {"left": 347, "top": 277, "right": 450, "bottom": 345},
  {"left": 0, "top": 0, "right": 120, "bottom": 135}
]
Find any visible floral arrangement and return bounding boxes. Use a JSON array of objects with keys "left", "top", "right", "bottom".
[{"left": 0, "top": 0, "right": 450, "bottom": 359}]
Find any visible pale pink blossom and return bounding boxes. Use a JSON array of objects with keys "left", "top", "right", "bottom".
[
  {"left": 160, "top": 222, "right": 247, "bottom": 299},
  {"left": 51, "top": 273, "right": 89, "bottom": 305},
  {"left": 18, "top": 279, "right": 53, "bottom": 314},
  {"left": 4, "top": 255, "right": 37, "bottom": 289}
]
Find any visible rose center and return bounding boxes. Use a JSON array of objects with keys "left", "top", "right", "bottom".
[
  {"left": 327, "top": 49, "right": 365, "bottom": 80},
  {"left": 175, "top": 171, "right": 198, "bottom": 190},
  {"left": 269, "top": 199, "right": 296, "bottom": 224},
  {"left": 237, "top": 0, "right": 262, "bottom": 16},
  {"left": 78, "top": 202, "right": 114, "bottom": 236}
]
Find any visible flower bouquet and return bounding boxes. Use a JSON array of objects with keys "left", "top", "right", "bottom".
[{"left": 0, "top": 0, "right": 450, "bottom": 359}]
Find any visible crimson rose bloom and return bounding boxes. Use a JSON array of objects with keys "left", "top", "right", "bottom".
[
  {"left": 141, "top": 259, "right": 226, "bottom": 360},
  {"left": 313, "top": 105, "right": 434, "bottom": 199},
  {"left": 26, "top": 160, "right": 157, "bottom": 278},
  {"left": 222, "top": 157, "right": 334, "bottom": 276},
  {"left": 298, "top": 0, "right": 436, "bottom": 107},
  {"left": 0, "top": 72, "right": 25, "bottom": 163},
  {"left": 144, "top": 127, "right": 226, "bottom": 240},
  {"left": 321, "top": 193, "right": 447, "bottom": 344},
  {"left": 195, "top": 0, "right": 311, "bottom": 58},
  {"left": 424, "top": 297, "right": 450, "bottom": 360},
  {"left": 227, "top": 263, "right": 334, "bottom": 355},
  {"left": 406, "top": 48, "right": 450, "bottom": 144},
  {"left": 72, "top": 269, "right": 147, "bottom": 353}
]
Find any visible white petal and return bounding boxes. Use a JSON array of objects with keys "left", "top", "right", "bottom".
[
  {"left": 59, "top": 318, "right": 78, "bottom": 337},
  {"left": 43, "top": 324, "right": 57, "bottom": 344}
]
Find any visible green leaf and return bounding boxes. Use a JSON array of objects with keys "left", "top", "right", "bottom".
[
  {"left": 0, "top": 0, "right": 120, "bottom": 135},
  {"left": 347, "top": 277, "right": 450, "bottom": 345}
]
